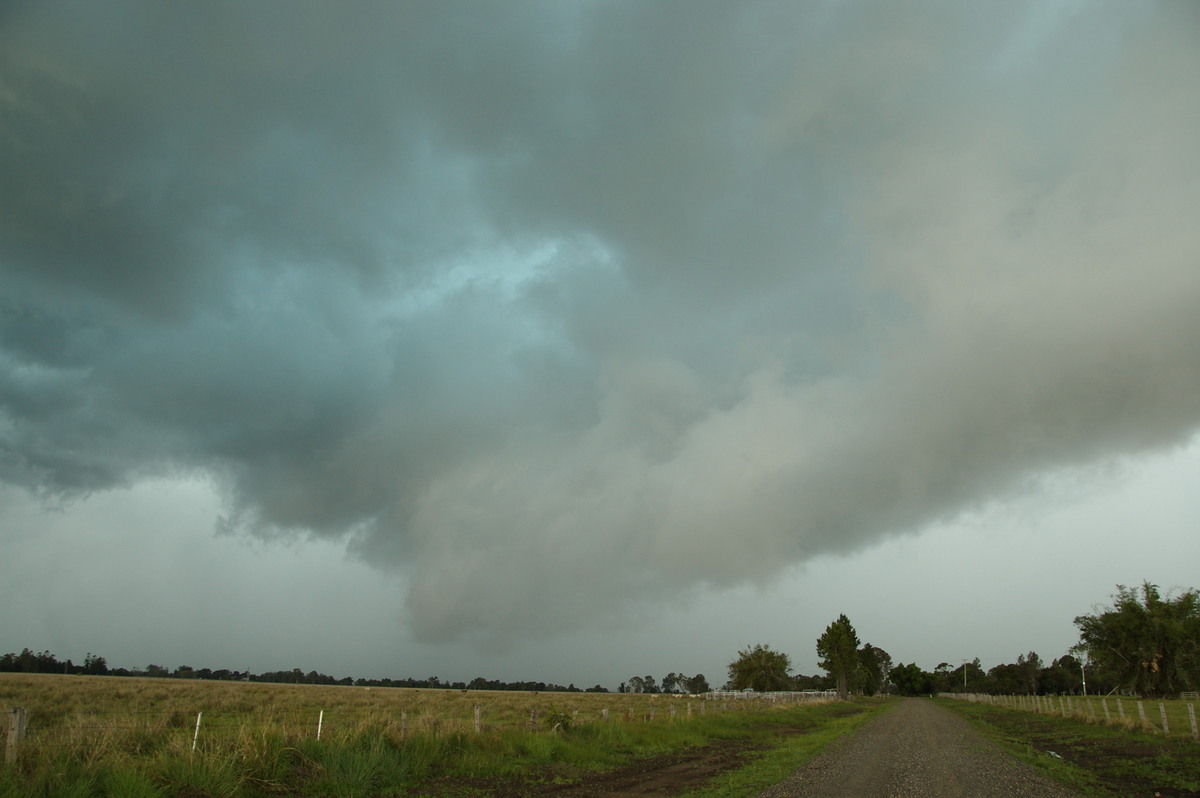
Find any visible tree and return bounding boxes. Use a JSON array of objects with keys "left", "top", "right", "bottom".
[
  {"left": 857, "top": 644, "right": 891, "bottom": 696},
  {"left": 1074, "top": 582, "right": 1200, "bottom": 697},
  {"left": 82, "top": 653, "right": 108, "bottom": 676},
  {"left": 727, "top": 644, "right": 792, "bottom": 692},
  {"left": 816, "top": 614, "right": 860, "bottom": 700},
  {"left": 1017, "top": 652, "right": 1042, "bottom": 695},
  {"left": 683, "top": 673, "right": 710, "bottom": 694},
  {"left": 890, "top": 663, "right": 935, "bottom": 696},
  {"left": 1039, "top": 655, "right": 1084, "bottom": 695}
]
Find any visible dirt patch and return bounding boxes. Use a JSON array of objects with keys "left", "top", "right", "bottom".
[{"left": 410, "top": 736, "right": 766, "bottom": 797}]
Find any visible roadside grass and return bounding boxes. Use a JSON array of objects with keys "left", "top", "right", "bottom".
[
  {"left": 0, "top": 674, "right": 852, "bottom": 797},
  {"left": 937, "top": 697, "right": 1200, "bottom": 797},
  {"left": 681, "top": 698, "right": 898, "bottom": 798}
]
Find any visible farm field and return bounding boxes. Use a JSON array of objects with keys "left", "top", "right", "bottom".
[{"left": 0, "top": 673, "right": 879, "bottom": 797}]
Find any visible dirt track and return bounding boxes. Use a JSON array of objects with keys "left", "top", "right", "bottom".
[{"left": 759, "top": 698, "right": 1078, "bottom": 798}]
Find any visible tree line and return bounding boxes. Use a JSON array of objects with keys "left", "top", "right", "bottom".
[
  {"left": 0, "top": 651, "right": 609, "bottom": 693},
  {"left": 617, "top": 673, "right": 711, "bottom": 694},
  {"left": 725, "top": 582, "right": 1200, "bottom": 699}
]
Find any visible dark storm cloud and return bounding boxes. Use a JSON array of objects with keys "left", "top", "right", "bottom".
[{"left": 3, "top": 1, "right": 1199, "bottom": 644}]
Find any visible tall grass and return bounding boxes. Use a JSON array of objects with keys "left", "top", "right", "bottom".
[{"left": 0, "top": 674, "right": 841, "bottom": 797}]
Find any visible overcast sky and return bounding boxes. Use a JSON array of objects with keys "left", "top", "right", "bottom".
[{"left": 2, "top": 1, "right": 1199, "bottom": 690}]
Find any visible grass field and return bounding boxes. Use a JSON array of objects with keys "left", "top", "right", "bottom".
[
  {"left": 939, "top": 696, "right": 1200, "bottom": 797},
  {"left": 950, "top": 692, "right": 1200, "bottom": 739},
  {"left": 0, "top": 674, "right": 864, "bottom": 797}
]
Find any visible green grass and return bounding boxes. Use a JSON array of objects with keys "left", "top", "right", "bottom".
[
  {"left": 938, "top": 697, "right": 1200, "bottom": 797},
  {"left": 681, "top": 698, "right": 897, "bottom": 798}
]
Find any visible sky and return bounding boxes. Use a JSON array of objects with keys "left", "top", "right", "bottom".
[{"left": 2, "top": 1, "right": 1199, "bottom": 690}]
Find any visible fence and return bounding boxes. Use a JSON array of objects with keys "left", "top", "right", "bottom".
[
  {"left": 705, "top": 690, "right": 838, "bottom": 701},
  {"left": 942, "top": 693, "right": 1199, "bottom": 742},
  {"left": 3, "top": 690, "right": 833, "bottom": 767}
]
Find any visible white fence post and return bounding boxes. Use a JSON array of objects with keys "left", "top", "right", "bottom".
[
  {"left": 192, "top": 711, "right": 203, "bottom": 752},
  {"left": 474, "top": 705, "right": 481, "bottom": 734},
  {"left": 317, "top": 710, "right": 324, "bottom": 740},
  {"left": 1159, "top": 703, "right": 1170, "bottom": 734},
  {"left": 1188, "top": 703, "right": 1197, "bottom": 742},
  {"left": 1137, "top": 701, "right": 1148, "bottom": 730}
]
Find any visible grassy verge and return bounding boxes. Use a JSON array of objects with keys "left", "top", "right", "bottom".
[
  {"left": 681, "top": 698, "right": 897, "bottom": 798},
  {"left": 936, "top": 697, "right": 1200, "bottom": 797}
]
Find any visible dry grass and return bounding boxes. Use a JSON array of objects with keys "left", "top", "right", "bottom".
[{"left": 1, "top": 673, "right": 822, "bottom": 797}]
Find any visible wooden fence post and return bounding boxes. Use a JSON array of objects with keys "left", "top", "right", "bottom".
[
  {"left": 6, "top": 708, "right": 27, "bottom": 767},
  {"left": 1188, "top": 703, "right": 1197, "bottom": 742},
  {"left": 1137, "top": 701, "right": 1148, "bottom": 730},
  {"left": 1102, "top": 698, "right": 1111, "bottom": 724},
  {"left": 474, "top": 705, "right": 481, "bottom": 734},
  {"left": 1159, "top": 703, "right": 1170, "bottom": 734},
  {"left": 1116, "top": 698, "right": 1125, "bottom": 722}
]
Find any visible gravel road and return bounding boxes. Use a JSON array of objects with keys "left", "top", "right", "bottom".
[{"left": 760, "top": 698, "right": 1079, "bottom": 798}]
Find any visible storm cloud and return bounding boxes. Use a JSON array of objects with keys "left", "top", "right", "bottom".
[{"left": 3, "top": 1, "right": 1199, "bottom": 647}]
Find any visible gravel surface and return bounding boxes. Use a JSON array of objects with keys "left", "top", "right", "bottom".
[{"left": 760, "top": 698, "right": 1079, "bottom": 798}]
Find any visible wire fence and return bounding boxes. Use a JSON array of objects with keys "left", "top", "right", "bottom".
[
  {"left": 942, "top": 692, "right": 1199, "bottom": 741},
  {"left": 5, "top": 690, "right": 833, "bottom": 765}
]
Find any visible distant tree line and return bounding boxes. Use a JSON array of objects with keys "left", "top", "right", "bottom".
[
  {"left": 890, "top": 582, "right": 1200, "bottom": 698},
  {"left": 0, "top": 650, "right": 609, "bottom": 693},
  {"left": 618, "top": 672, "right": 710, "bottom": 694},
  {"left": 726, "top": 582, "right": 1199, "bottom": 700}
]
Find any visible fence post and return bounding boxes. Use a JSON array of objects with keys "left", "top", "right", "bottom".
[
  {"left": 1188, "top": 703, "right": 1197, "bottom": 742},
  {"left": 474, "top": 705, "right": 481, "bottom": 734},
  {"left": 192, "top": 711, "right": 203, "bottom": 752},
  {"left": 317, "top": 710, "right": 324, "bottom": 740},
  {"left": 530, "top": 707, "right": 538, "bottom": 732},
  {"left": 6, "top": 708, "right": 27, "bottom": 767},
  {"left": 1117, "top": 698, "right": 1125, "bottom": 722},
  {"left": 401, "top": 709, "right": 408, "bottom": 739},
  {"left": 1102, "top": 698, "right": 1110, "bottom": 724},
  {"left": 1137, "top": 701, "right": 1148, "bottom": 730}
]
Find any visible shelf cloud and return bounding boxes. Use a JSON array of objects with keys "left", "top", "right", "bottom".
[{"left": 3, "top": 1, "right": 1199, "bottom": 647}]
